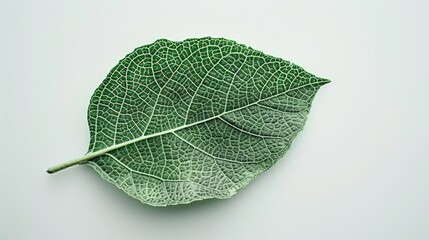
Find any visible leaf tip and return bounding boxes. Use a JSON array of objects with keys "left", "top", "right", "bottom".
[{"left": 318, "top": 77, "right": 331, "bottom": 86}]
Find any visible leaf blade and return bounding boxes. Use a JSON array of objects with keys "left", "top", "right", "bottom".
[{"left": 49, "top": 37, "right": 329, "bottom": 206}]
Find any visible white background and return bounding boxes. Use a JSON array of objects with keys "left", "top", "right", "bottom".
[{"left": 1, "top": 0, "right": 428, "bottom": 239}]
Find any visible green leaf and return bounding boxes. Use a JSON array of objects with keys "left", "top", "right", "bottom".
[{"left": 47, "top": 37, "right": 329, "bottom": 206}]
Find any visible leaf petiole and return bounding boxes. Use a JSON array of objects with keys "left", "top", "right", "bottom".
[{"left": 47, "top": 152, "right": 98, "bottom": 174}]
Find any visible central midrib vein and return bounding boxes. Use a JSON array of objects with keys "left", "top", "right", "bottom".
[{"left": 52, "top": 80, "right": 327, "bottom": 168}]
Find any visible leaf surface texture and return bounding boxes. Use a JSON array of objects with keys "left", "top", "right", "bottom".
[{"left": 83, "top": 37, "right": 329, "bottom": 206}]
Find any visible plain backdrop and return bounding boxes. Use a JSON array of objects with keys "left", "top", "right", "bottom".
[{"left": 1, "top": 0, "right": 428, "bottom": 239}]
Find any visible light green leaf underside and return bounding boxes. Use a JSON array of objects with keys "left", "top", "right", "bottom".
[{"left": 86, "top": 37, "right": 329, "bottom": 206}]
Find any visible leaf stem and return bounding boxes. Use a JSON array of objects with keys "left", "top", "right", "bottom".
[{"left": 47, "top": 152, "right": 99, "bottom": 174}]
